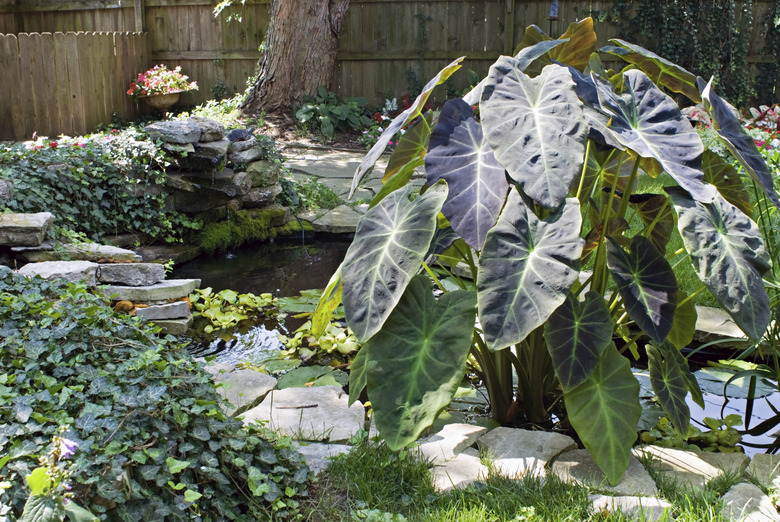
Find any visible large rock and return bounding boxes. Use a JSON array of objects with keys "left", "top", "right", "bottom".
[
  {"left": 247, "top": 160, "right": 282, "bottom": 187},
  {"left": 18, "top": 260, "right": 98, "bottom": 286},
  {"left": 309, "top": 205, "right": 364, "bottom": 234},
  {"left": 240, "top": 184, "right": 283, "bottom": 209},
  {"left": 477, "top": 427, "right": 577, "bottom": 478},
  {"left": 145, "top": 120, "right": 201, "bottom": 144},
  {"left": 98, "top": 263, "right": 165, "bottom": 286},
  {"left": 431, "top": 448, "right": 488, "bottom": 492},
  {"left": 417, "top": 423, "right": 488, "bottom": 465},
  {"left": 721, "top": 482, "right": 780, "bottom": 522},
  {"left": 99, "top": 278, "right": 201, "bottom": 302},
  {"left": 228, "top": 136, "right": 257, "bottom": 153},
  {"left": 213, "top": 369, "right": 277, "bottom": 416},
  {"left": 188, "top": 117, "right": 226, "bottom": 142},
  {"left": 240, "top": 385, "right": 365, "bottom": 443},
  {"left": 0, "top": 179, "right": 14, "bottom": 200},
  {"left": 552, "top": 449, "right": 658, "bottom": 497},
  {"left": 228, "top": 146, "right": 264, "bottom": 165},
  {"left": 0, "top": 212, "right": 54, "bottom": 246},
  {"left": 149, "top": 316, "right": 192, "bottom": 335},
  {"left": 13, "top": 242, "right": 141, "bottom": 263},
  {"left": 633, "top": 445, "right": 750, "bottom": 491},
  {"left": 749, "top": 454, "right": 780, "bottom": 489},
  {"left": 135, "top": 301, "right": 191, "bottom": 321},
  {"left": 182, "top": 139, "right": 230, "bottom": 170}
]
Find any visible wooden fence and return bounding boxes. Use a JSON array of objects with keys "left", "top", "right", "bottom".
[
  {"left": 0, "top": 0, "right": 777, "bottom": 141},
  {"left": 0, "top": 31, "right": 148, "bottom": 141}
]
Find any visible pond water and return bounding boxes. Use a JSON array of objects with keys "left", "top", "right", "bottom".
[{"left": 174, "top": 238, "right": 779, "bottom": 456}]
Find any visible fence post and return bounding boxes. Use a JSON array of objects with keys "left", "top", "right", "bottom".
[
  {"left": 134, "top": 0, "right": 144, "bottom": 32},
  {"left": 504, "top": 0, "right": 515, "bottom": 56}
]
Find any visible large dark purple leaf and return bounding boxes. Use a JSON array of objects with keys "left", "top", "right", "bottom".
[
  {"left": 481, "top": 61, "right": 586, "bottom": 209},
  {"left": 350, "top": 57, "right": 464, "bottom": 198},
  {"left": 647, "top": 341, "right": 692, "bottom": 438},
  {"left": 544, "top": 291, "right": 613, "bottom": 392},
  {"left": 607, "top": 235, "right": 678, "bottom": 344},
  {"left": 594, "top": 70, "right": 715, "bottom": 203},
  {"left": 698, "top": 77, "right": 780, "bottom": 209},
  {"left": 667, "top": 187, "right": 771, "bottom": 340},
  {"left": 425, "top": 99, "right": 508, "bottom": 250},
  {"left": 602, "top": 39, "right": 700, "bottom": 104},
  {"left": 477, "top": 191, "right": 583, "bottom": 351},
  {"left": 628, "top": 193, "right": 675, "bottom": 255}
]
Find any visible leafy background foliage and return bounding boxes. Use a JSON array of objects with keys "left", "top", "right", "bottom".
[{"left": 0, "top": 272, "right": 308, "bottom": 520}]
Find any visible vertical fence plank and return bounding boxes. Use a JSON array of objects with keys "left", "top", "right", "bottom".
[
  {"left": 53, "top": 32, "right": 73, "bottom": 135},
  {"left": 0, "top": 34, "right": 22, "bottom": 140}
]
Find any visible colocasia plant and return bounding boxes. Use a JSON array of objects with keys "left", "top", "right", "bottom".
[{"left": 313, "top": 18, "right": 777, "bottom": 484}]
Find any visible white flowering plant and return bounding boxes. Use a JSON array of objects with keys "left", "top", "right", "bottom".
[{"left": 127, "top": 64, "right": 198, "bottom": 99}]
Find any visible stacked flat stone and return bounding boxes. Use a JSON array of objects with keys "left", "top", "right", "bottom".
[{"left": 144, "top": 117, "right": 283, "bottom": 214}]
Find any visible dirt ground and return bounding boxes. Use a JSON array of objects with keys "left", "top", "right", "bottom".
[{"left": 256, "top": 112, "right": 367, "bottom": 152}]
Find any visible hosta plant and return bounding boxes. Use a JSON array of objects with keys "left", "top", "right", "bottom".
[{"left": 314, "top": 18, "right": 776, "bottom": 484}]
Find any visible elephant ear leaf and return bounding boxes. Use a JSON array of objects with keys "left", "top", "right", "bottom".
[
  {"left": 667, "top": 187, "right": 771, "bottom": 341},
  {"left": 514, "top": 18, "right": 596, "bottom": 72},
  {"left": 365, "top": 275, "right": 477, "bottom": 450},
  {"left": 341, "top": 182, "right": 448, "bottom": 342},
  {"left": 594, "top": 70, "right": 715, "bottom": 204},
  {"left": 647, "top": 341, "right": 692, "bottom": 438},
  {"left": 481, "top": 61, "right": 586, "bottom": 209},
  {"left": 698, "top": 77, "right": 780, "bottom": 209},
  {"left": 602, "top": 39, "right": 700, "bottom": 104},
  {"left": 384, "top": 111, "right": 433, "bottom": 183},
  {"left": 607, "top": 235, "right": 678, "bottom": 344},
  {"left": 627, "top": 193, "right": 675, "bottom": 255},
  {"left": 565, "top": 342, "right": 641, "bottom": 486},
  {"left": 350, "top": 57, "right": 463, "bottom": 198},
  {"left": 425, "top": 98, "right": 509, "bottom": 250},
  {"left": 545, "top": 291, "right": 613, "bottom": 392},
  {"left": 702, "top": 151, "right": 752, "bottom": 216},
  {"left": 478, "top": 191, "right": 583, "bottom": 351}
]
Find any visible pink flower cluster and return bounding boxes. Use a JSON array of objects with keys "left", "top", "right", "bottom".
[{"left": 127, "top": 64, "right": 198, "bottom": 99}]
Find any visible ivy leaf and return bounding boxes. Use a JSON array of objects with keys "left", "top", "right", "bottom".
[
  {"left": 166, "top": 457, "right": 191, "bottom": 474},
  {"left": 184, "top": 489, "right": 203, "bottom": 503}
]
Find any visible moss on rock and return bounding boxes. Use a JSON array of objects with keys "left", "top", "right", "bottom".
[{"left": 197, "top": 207, "right": 312, "bottom": 254}]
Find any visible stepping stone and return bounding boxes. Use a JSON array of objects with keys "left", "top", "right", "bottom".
[
  {"left": 213, "top": 369, "right": 277, "bottom": 416},
  {"left": 552, "top": 449, "right": 658, "bottom": 497},
  {"left": 589, "top": 495, "right": 671, "bottom": 521},
  {"left": 133, "top": 244, "right": 203, "bottom": 264},
  {"left": 633, "top": 445, "right": 750, "bottom": 491},
  {"left": 98, "top": 263, "right": 165, "bottom": 286},
  {"left": 18, "top": 260, "right": 98, "bottom": 286},
  {"left": 417, "top": 423, "right": 488, "bottom": 465},
  {"left": 99, "top": 278, "right": 201, "bottom": 302},
  {"left": 431, "top": 448, "right": 489, "bottom": 492},
  {"left": 749, "top": 454, "right": 780, "bottom": 489},
  {"left": 721, "top": 482, "right": 780, "bottom": 521},
  {"left": 13, "top": 242, "right": 141, "bottom": 263},
  {"left": 147, "top": 316, "right": 192, "bottom": 336},
  {"left": 135, "top": 301, "right": 191, "bottom": 321},
  {"left": 292, "top": 441, "right": 352, "bottom": 475},
  {"left": 0, "top": 212, "right": 54, "bottom": 246},
  {"left": 240, "top": 385, "right": 366, "bottom": 443},
  {"left": 477, "top": 427, "right": 577, "bottom": 478},
  {"left": 310, "top": 205, "right": 365, "bottom": 234}
]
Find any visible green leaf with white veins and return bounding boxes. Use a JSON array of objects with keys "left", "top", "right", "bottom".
[{"left": 341, "top": 181, "right": 448, "bottom": 342}]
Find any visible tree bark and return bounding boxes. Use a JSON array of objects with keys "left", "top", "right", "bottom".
[{"left": 241, "top": 0, "right": 350, "bottom": 116}]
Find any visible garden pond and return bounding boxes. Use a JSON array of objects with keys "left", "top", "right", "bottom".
[{"left": 172, "top": 238, "right": 779, "bottom": 456}]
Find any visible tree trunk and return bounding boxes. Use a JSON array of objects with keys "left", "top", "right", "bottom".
[{"left": 241, "top": 0, "right": 350, "bottom": 116}]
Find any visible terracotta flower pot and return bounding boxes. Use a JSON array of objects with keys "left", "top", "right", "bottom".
[{"left": 141, "top": 92, "right": 181, "bottom": 111}]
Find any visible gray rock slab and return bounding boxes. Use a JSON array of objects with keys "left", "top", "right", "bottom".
[
  {"left": 310, "top": 205, "right": 365, "bottom": 234},
  {"left": 417, "top": 423, "right": 488, "bottom": 465},
  {"left": 552, "top": 449, "right": 658, "bottom": 497},
  {"left": 229, "top": 136, "right": 257, "bottom": 153},
  {"left": 148, "top": 316, "right": 192, "bottom": 335},
  {"left": 589, "top": 495, "right": 671, "bottom": 521},
  {"left": 188, "top": 117, "right": 226, "bottom": 142},
  {"left": 99, "top": 278, "right": 200, "bottom": 302},
  {"left": 749, "top": 454, "right": 780, "bottom": 489},
  {"left": 633, "top": 445, "right": 750, "bottom": 491},
  {"left": 98, "top": 263, "right": 165, "bottom": 286},
  {"left": 240, "top": 385, "right": 365, "bottom": 443},
  {"left": 214, "top": 369, "right": 277, "bottom": 415},
  {"left": 240, "top": 184, "right": 283, "bottom": 209},
  {"left": 162, "top": 142, "right": 195, "bottom": 155},
  {"left": 145, "top": 120, "right": 201, "bottom": 144},
  {"left": 13, "top": 242, "right": 141, "bottom": 263},
  {"left": 694, "top": 305, "right": 749, "bottom": 346},
  {"left": 292, "top": 442, "right": 352, "bottom": 475},
  {"left": 431, "top": 447, "right": 489, "bottom": 492},
  {"left": 135, "top": 301, "right": 191, "bottom": 321},
  {"left": 247, "top": 160, "right": 282, "bottom": 187},
  {"left": 0, "top": 179, "right": 14, "bottom": 200},
  {"left": 229, "top": 146, "right": 264, "bottom": 165},
  {"left": 0, "top": 212, "right": 54, "bottom": 246},
  {"left": 18, "top": 260, "right": 98, "bottom": 286},
  {"left": 133, "top": 244, "right": 203, "bottom": 264},
  {"left": 194, "top": 358, "right": 234, "bottom": 378},
  {"left": 183, "top": 139, "right": 230, "bottom": 170},
  {"left": 477, "top": 427, "right": 577, "bottom": 478},
  {"left": 721, "top": 482, "right": 780, "bottom": 522}
]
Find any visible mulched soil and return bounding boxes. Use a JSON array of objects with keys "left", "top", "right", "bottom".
[{"left": 255, "top": 112, "right": 367, "bottom": 152}]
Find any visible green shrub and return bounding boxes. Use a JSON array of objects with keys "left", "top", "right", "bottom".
[
  {"left": 0, "top": 131, "right": 200, "bottom": 243},
  {"left": 0, "top": 272, "right": 309, "bottom": 520},
  {"left": 295, "top": 86, "right": 372, "bottom": 138}
]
